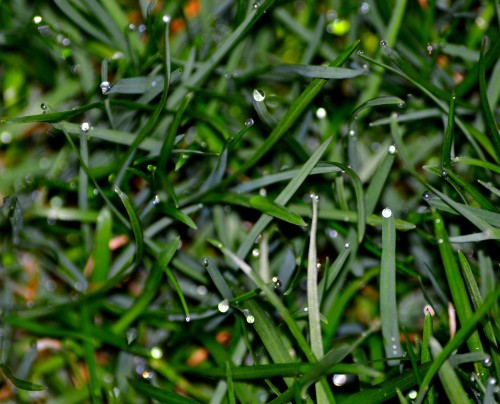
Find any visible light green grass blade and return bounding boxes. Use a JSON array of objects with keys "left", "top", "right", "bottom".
[
  {"left": 421, "top": 305, "right": 435, "bottom": 404},
  {"left": 249, "top": 195, "right": 307, "bottom": 227},
  {"left": 441, "top": 93, "right": 455, "bottom": 170},
  {"left": 91, "top": 207, "right": 112, "bottom": 283},
  {"left": 364, "top": 151, "right": 396, "bottom": 215},
  {"left": 272, "top": 64, "right": 364, "bottom": 79},
  {"left": 380, "top": 208, "right": 403, "bottom": 366},
  {"left": 0, "top": 364, "right": 45, "bottom": 391}
]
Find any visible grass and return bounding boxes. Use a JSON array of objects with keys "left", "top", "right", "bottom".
[{"left": 0, "top": 0, "right": 499, "bottom": 403}]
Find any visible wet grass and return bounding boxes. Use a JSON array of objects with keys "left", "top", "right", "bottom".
[{"left": 0, "top": 1, "right": 499, "bottom": 403}]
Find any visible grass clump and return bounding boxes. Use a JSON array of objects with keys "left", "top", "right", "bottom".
[{"left": 0, "top": 1, "right": 499, "bottom": 403}]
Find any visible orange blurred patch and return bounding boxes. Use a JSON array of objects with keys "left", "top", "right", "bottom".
[
  {"left": 185, "top": 0, "right": 201, "bottom": 18},
  {"left": 216, "top": 330, "right": 231, "bottom": 345},
  {"left": 186, "top": 347, "right": 209, "bottom": 367},
  {"left": 109, "top": 234, "right": 129, "bottom": 250}
]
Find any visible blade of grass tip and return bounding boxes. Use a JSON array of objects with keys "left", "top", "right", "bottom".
[
  {"left": 380, "top": 207, "right": 403, "bottom": 366},
  {"left": 91, "top": 207, "right": 112, "bottom": 283},
  {"left": 222, "top": 40, "right": 360, "bottom": 186},
  {"left": 113, "top": 16, "right": 171, "bottom": 188},
  {"left": 202, "top": 258, "right": 234, "bottom": 300},
  {"left": 209, "top": 240, "right": 334, "bottom": 400},
  {"left": 80, "top": 304, "right": 101, "bottom": 402},
  {"left": 307, "top": 194, "right": 328, "bottom": 403},
  {"left": 0, "top": 364, "right": 45, "bottom": 391},
  {"left": 114, "top": 186, "right": 143, "bottom": 267},
  {"left": 441, "top": 93, "right": 455, "bottom": 170},
  {"left": 428, "top": 338, "right": 469, "bottom": 403},
  {"left": 236, "top": 136, "right": 332, "bottom": 261},
  {"left": 479, "top": 38, "right": 500, "bottom": 161},
  {"left": 432, "top": 210, "right": 486, "bottom": 378},
  {"left": 3, "top": 102, "right": 102, "bottom": 124},
  {"left": 112, "top": 238, "right": 178, "bottom": 335},
  {"left": 457, "top": 251, "right": 500, "bottom": 377},
  {"left": 444, "top": 170, "right": 498, "bottom": 212},
  {"left": 421, "top": 305, "right": 435, "bottom": 404},
  {"left": 249, "top": 195, "right": 307, "bottom": 227},
  {"left": 79, "top": 124, "right": 91, "bottom": 253}
]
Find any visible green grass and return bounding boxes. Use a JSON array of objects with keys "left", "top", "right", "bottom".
[{"left": 0, "top": 1, "right": 499, "bottom": 403}]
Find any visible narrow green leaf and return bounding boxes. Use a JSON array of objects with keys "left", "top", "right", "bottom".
[
  {"left": 479, "top": 38, "right": 500, "bottom": 160},
  {"left": 129, "top": 379, "right": 199, "bottom": 403},
  {"left": 380, "top": 208, "right": 403, "bottom": 366},
  {"left": 364, "top": 151, "right": 396, "bottom": 215},
  {"left": 91, "top": 207, "right": 112, "bottom": 283},
  {"left": 0, "top": 364, "right": 45, "bottom": 391},
  {"left": 115, "top": 187, "right": 143, "bottom": 266},
  {"left": 29, "top": 207, "right": 99, "bottom": 222},
  {"left": 249, "top": 195, "right": 307, "bottom": 227},
  {"left": 157, "top": 203, "right": 197, "bottom": 230},
  {"left": 80, "top": 304, "right": 101, "bottom": 402},
  {"left": 441, "top": 93, "right": 455, "bottom": 170},
  {"left": 421, "top": 306, "right": 435, "bottom": 404},
  {"left": 351, "top": 96, "right": 405, "bottom": 118},
  {"left": 202, "top": 258, "right": 234, "bottom": 300},
  {"left": 272, "top": 64, "right": 364, "bottom": 79},
  {"left": 4, "top": 102, "right": 100, "bottom": 123},
  {"left": 108, "top": 76, "right": 164, "bottom": 94}
]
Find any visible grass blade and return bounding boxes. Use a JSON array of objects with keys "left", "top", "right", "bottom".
[
  {"left": 441, "top": 93, "right": 455, "bottom": 170},
  {"left": 249, "top": 195, "right": 307, "bottom": 227},
  {"left": 0, "top": 364, "right": 45, "bottom": 391}
]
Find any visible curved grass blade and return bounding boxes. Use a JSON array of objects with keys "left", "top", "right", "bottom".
[
  {"left": 380, "top": 208, "right": 403, "bottom": 366},
  {"left": 249, "top": 195, "right": 307, "bottom": 227},
  {"left": 272, "top": 65, "right": 364, "bottom": 79},
  {"left": 3, "top": 102, "right": 101, "bottom": 123},
  {"left": 157, "top": 203, "right": 197, "bottom": 230},
  {"left": 224, "top": 40, "right": 359, "bottom": 185},
  {"left": 351, "top": 96, "right": 405, "bottom": 119},
  {"left": 369, "top": 108, "right": 441, "bottom": 126},
  {"left": 0, "top": 364, "right": 45, "bottom": 391},
  {"left": 115, "top": 186, "right": 143, "bottom": 266},
  {"left": 454, "top": 156, "right": 500, "bottom": 174},
  {"left": 479, "top": 38, "right": 500, "bottom": 161},
  {"left": 129, "top": 379, "right": 199, "bottom": 404},
  {"left": 441, "top": 93, "right": 455, "bottom": 170},
  {"left": 111, "top": 238, "right": 178, "bottom": 334}
]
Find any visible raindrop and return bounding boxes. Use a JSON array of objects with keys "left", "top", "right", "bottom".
[
  {"left": 33, "top": 16, "right": 42, "bottom": 24},
  {"left": 382, "top": 208, "right": 392, "bottom": 218},
  {"left": 380, "top": 40, "right": 387, "bottom": 47},
  {"left": 162, "top": 15, "right": 171, "bottom": 24},
  {"left": 253, "top": 88, "right": 265, "bottom": 102},
  {"left": 438, "top": 238, "right": 444, "bottom": 244},
  {"left": 388, "top": 145, "right": 397, "bottom": 154},
  {"left": 316, "top": 107, "right": 327, "bottom": 119},
  {"left": 328, "top": 229, "right": 338, "bottom": 238},
  {"left": 218, "top": 299, "right": 229, "bottom": 313},
  {"left": 197, "top": 285, "right": 207, "bottom": 296},
  {"left": 41, "top": 103, "right": 47, "bottom": 111},
  {"left": 224, "top": 72, "right": 232, "bottom": 79},
  {"left": 408, "top": 390, "right": 417, "bottom": 399},
  {"left": 100, "top": 81, "right": 111, "bottom": 94},
  {"left": 398, "top": 101, "right": 405, "bottom": 108},
  {"left": 441, "top": 169, "right": 448, "bottom": 177},
  {"left": 185, "top": 316, "right": 191, "bottom": 322},
  {"left": 483, "top": 357, "right": 492, "bottom": 367},
  {"left": 359, "top": 2, "right": 370, "bottom": 14},
  {"left": 333, "top": 374, "right": 347, "bottom": 386},
  {"left": 152, "top": 195, "right": 160, "bottom": 205},
  {"left": 246, "top": 315, "right": 255, "bottom": 324},
  {"left": 423, "top": 191, "right": 430, "bottom": 200},
  {"left": 488, "top": 377, "right": 497, "bottom": 385},
  {"left": 357, "top": 50, "right": 364, "bottom": 55},
  {"left": 128, "top": 23, "right": 136, "bottom": 31},
  {"left": 245, "top": 118, "right": 254, "bottom": 127},
  {"left": 427, "top": 44, "right": 433, "bottom": 55},
  {"left": 272, "top": 276, "right": 282, "bottom": 289},
  {"left": 150, "top": 347, "right": 163, "bottom": 359},
  {"left": 344, "top": 242, "right": 350, "bottom": 249},
  {"left": 252, "top": 248, "right": 260, "bottom": 257},
  {"left": 151, "top": 81, "right": 157, "bottom": 87},
  {"left": 252, "top": 2, "right": 260, "bottom": 9},
  {"left": 349, "top": 129, "right": 356, "bottom": 136},
  {"left": 138, "top": 24, "right": 147, "bottom": 33},
  {"left": 80, "top": 122, "right": 90, "bottom": 133},
  {"left": 435, "top": 218, "right": 441, "bottom": 224},
  {"left": 141, "top": 370, "right": 154, "bottom": 380}
]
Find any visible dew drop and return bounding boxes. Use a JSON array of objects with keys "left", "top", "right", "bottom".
[
  {"left": 150, "top": 347, "right": 163, "bottom": 359},
  {"left": 427, "top": 44, "right": 433, "bottom": 55},
  {"left": 333, "top": 374, "right": 347, "bottom": 386},
  {"left": 246, "top": 315, "right": 255, "bottom": 324},
  {"left": 382, "top": 208, "right": 392, "bottom": 218},
  {"left": 316, "top": 107, "right": 327, "bottom": 119},
  {"left": 398, "top": 101, "right": 405, "bottom": 108},
  {"left": 438, "top": 238, "right": 444, "bottom": 244},
  {"left": 483, "top": 356, "right": 492, "bottom": 367},
  {"left": 128, "top": 23, "right": 136, "bottom": 31},
  {"left": 185, "top": 316, "right": 191, "bottom": 322},
  {"left": 380, "top": 40, "right": 387, "bottom": 47},
  {"left": 218, "top": 299, "right": 229, "bottom": 313},
  {"left": 359, "top": 2, "right": 370, "bottom": 14},
  {"left": 253, "top": 88, "right": 265, "bottom": 102},
  {"left": 80, "top": 121, "right": 90, "bottom": 133},
  {"left": 100, "top": 81, "right": 111, "bottom": 94},
  {"left": 252, "top": 248, "right": 260, "bottom": 257},
  {"left": 252, "top": 2, "right": 260, "bottom": 9},
  {"left": 423, "top": 191, "right": 430, "bottom": 200},
  {"left": 344, "top": 242, "right": 350, "bottom": 249},
  {"left": 40, "top": 103, "right": 47, "bottom": 111},
  {"left": 245, "top": 118, "right": 254, "bottom": 127},
  {"left": 488, "top": 377, "right": 497, "bottom": 385},
  {"left": 408, "top": 390, "right": 417, "bottom": 400},
  {"left": 316, "top": 262, "right": 321, "bottom": 269},
  {"left": 349, "top": 129, "right": 356, "bottom": 136},
  {"left": 388, "top": 145, "right": 397, "bottom": 154},
  {"left": 357, "top": 50, "right": 364, "bottom": 55},
  {"left": 441, "top": 169, "right": 448, "bottom": 177},
  {"left": 152, "top": 195, "right": 160, "bottom": 205},
  {"left": 33, "top": 16, "right": 42, "bottom": 24},
  {"left": 272, "top": 276, "right": 282, "bottom": 288},
  {"left": 162, "top": 15, "right": 171, "bottom": 24}
]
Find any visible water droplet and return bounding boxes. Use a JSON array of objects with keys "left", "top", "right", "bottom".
[
  {"left": 41, "top": 103, "right": 47, "bottom": 111},
  {"left": 333, "top": 374, "right": 347, "bottom": 386},
  {"left": 150, "top": 347, "right": 163, "bottom": 359},
  {"left": 483, "top": 357, "right": 492, "bottom": 367},
  {"left": 359, "top": 2, "right": 370, "bottom": 14},
  {"left": 380, "top": 40, "right": 387, "bottom": 47},
  {"left": 162, "top": 15, "right": 171, "bottom": 24},
  {"left": 303, "top": 307, "right": 309, "bottom": 312},
  {"left": 398, "top": 101, "right": 405, "bottom": 108},
  {"left": 441, "top": 169, "right": 447, "bottom": 177},
  {"left": 328, "top": 229, "right": 338, "bottom": 238},
  {"left": 427, "top": 43, "right": 433, "bottom": 55},
  {"left": 408, "top": 390, "right": 417, "bottom": 399},
  {"left": 388, "top": 145, "right": 397, "bottom": 154},
  {"left": 272, "top": 276, "right": 282, "bottom": 288},
  {"left": 185, "top": 316, "right": 191, "bottom": 322},
  {"left": 344, "top": 242, "right": 350, "bottom": 249},
  {"left": 349, "top": 129, "right": 355, "bottom": 136},
  {"left": 310, "top": 193, "right": 319, "bottom": 202},
  {"left": 100, "top": 81, "right": 111, "bottom": 94},
  {"left": 253, "top": 88, "right": 265, "bottom": 102},
  {"left": 138, "top": 24, "right": 147, "bottom": 33},
  {"left": 252, "top": 248, "right": 260, "bottom": 257},
  {"left": 316, "top": 262, "right": 322, "bottom": 269},
  {"left": 316, "top": 107, "right": 327, "bottom": 119},
  {"left": 252, "top": 2, "right": 260, "bottom": 9},
  {"left": 435, "top": 218, "right": 441, "bottom": 224},
  {"left": 357, "top": 50, "right": 364, "bottom": 55},
  {"left": 33, "top": 16, "right": 42, "bottom": 24},
  {"left": 224, "top": 72, "right": 232, "bottom": 79},
  {"left": 245, "top": 118, "right": 254, "bottom": 127},
  {"left": 80, "top": 122, "right": 90, "bottom": 133},
  {"left": 152, "top": 195, "right": 160, "bottom": 205},
  {"left": 218, "top": 299, "right": 229, "bottom": 313},
  {"left": 423, "top": 191, "right": 430, "bottom": 200},
  {"left": 128, "top": 23, "right": 136, "bottom": 31},
  {"left": 259, "top": 188, "right": 267, "bottom": 196},
  {"left": 151, "top": 81, "right": 157, "bottom": 87},
  {"left": 438, "top": 238, "right": 444, "bottom": 244},
  {"left": 141, "top": 370, "right": 154, "bottom": 380},
  {"left": 382, "top": 208, "right": 392, "bottom": 218}
]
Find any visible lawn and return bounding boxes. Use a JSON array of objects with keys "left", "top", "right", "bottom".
[{"left": 0, "top": 0, "right": 499, "bottom": 403}]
